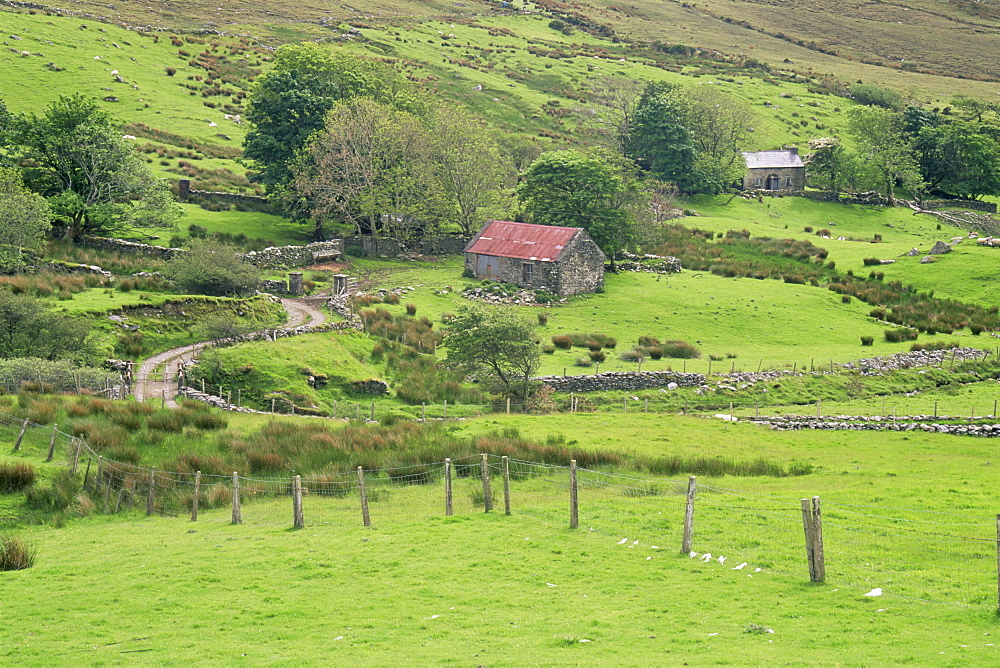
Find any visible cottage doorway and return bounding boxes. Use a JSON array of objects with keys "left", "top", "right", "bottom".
[
  {"left": 477, "top": 254, "right": 497, "bottom": 279},
  {"left": 766, "top": 174, "right": 781, "bottom": 190}
]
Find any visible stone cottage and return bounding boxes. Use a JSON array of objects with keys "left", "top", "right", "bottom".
[
  {"left": 463, "top": 220, "right": 605, "bottom": 296},
  {"left": 742, "top": 148, "right": 806, "bottom": 192}
]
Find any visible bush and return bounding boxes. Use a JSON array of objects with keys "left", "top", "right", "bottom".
[
  {"left": 619, "top": 348, "right": 645, "bottom": 362},
  {"left": 0, "top": 462, "right": 35, "bottom": 492},
  {"left": 552, "top": 335, "right": 572, "bottom": 349},
  {"left": 537, "top": 312, "right": 549, "bottom": 326},
  {"left": 842, "top": 295, "right": 852, "bottom": 304},
  {"left": 862, "top": 257, "right": 882, "bottom": 266},
  {"left": 884, "top": 328, "right": 919, "bottom": 343},
  {"left": 588, "top": 349, "right": 606, "bottom": 362},
  {"left": 648, "top": 347, "right": 663, "bottom": 360},
  {"left": 542, "top": 344, "right": 555, "bottom": 354},
  {"left": 970, "top": 324, "right": 983, "bottom": 335},
  {"left": 573, "top": 356, "right": 593, "bottom": 367},
  {"left": 860, "top": 336, "right": 874, "bottom": 346},
  {"left": 0, "top": 534, "right": 36, "bottom": 571},
  {"left": 166, "top": 239, "right": 258, "bottom": 297},
  {"left": 848, "top": 83, "right": 904, "bottom": 110},
  {"left": 661, "top": 340, "right": 701, "bottom": 359},
  {"left": 638, "top": 335, "right": 660, "bottom": 348},
  {"left": 405, "top": 302, "right": 417, "bottom": 316}
]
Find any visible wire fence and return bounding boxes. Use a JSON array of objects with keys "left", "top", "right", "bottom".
[{"left": 3, "top": 412, "right": 998, "bottom": 608}]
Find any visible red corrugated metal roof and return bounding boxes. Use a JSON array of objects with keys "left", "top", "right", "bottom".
[{"left": 465, "top": 221, "right": 578, "bottom": 262}]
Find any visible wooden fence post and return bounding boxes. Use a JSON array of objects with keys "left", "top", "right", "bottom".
[
  {"left": 506, "top": 397, "right": 510, "bottom": 415},
  {"left": 370, "top": 402, "right": 375, "bottom": 422},
  {"left": 444, "top": 458, "right": 453, "bottom": 517},
  {"left": 443, "top": 400, "right": 448, "bottom": 419},
  {"left": 357, "top": 466, "right": 371, "bottom": 527},
  {"left": 811, "top": 496, "right": 825, "bottom": 582},
  {"left": 682, "top": 475, "right": 696, "bottom": 554},
  {"left": 502, "top": 455, "right": 511, "bottom": 516},
  {"left": 147, "top": 468, "right": 157, "bottom": 516},
  {"left": 421, "top": 402, "right": 426, "bottom": 421},
  {"left": 12, "top": 418, "right": 28, "bottom": 452},
  {"left": 71, "top": 438, "right": 81, "bottom": 473},
  {"left": 231, "top": 471, "right": 241, "bottom": 525},
  {"left": 293, "top": 475, "right": 304, "bottom": 529},
  {"left": 45, "top": 424, "right": 58, "bottom": 462},
  {"left": 480, "top": 453, "right": 492, "bottom": 513},
  {"left": 115, "top": 487, "right": 125, "bottom": 514},
  {"left": 800, "top": 498, "right": 816, "bottom": 581},
  {"left": 83, "top": 457, "right": 92, "bottom": 488},
  {"left": 191, "top": 471, "right": 201, "bottom": 522},
  {"left": 569, "top": 459, "right": 578, "bottom": 529},
  {"left": 95, "top": 456, "right": 104, "bottom": 493}
]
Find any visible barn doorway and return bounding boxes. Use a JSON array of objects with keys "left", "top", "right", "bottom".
[
  {"left": 477, "top": 254, "right": 497, "bottom": 279},
  {"left": 766, "top": 174, "right": 781, "bottom": 190}
]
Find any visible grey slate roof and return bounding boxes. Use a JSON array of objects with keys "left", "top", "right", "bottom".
[{"left": 743, "top": 149, "right": 805, "bottom": 169}]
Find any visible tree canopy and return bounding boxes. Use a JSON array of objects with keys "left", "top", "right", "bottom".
[
  {"left": 517, "top": 150, "right": 646, "bottom": 268},
  {"left": 0, "top": 167, "right": 50, "bottom": 272},
  {"left": 915, "top": 122, "right": 1000, "bottom": 200},
  {"left": 165, "top": 240, "right": 259, "bottom": 297},
  {"left": 244, "top": 43, "right": 423, "bottom": 195},
  {"left": 443, "top": 304, "right": 539, "bottom": 402},
  {"left": 8, "top": 94, "right": 181, "bottom": 238},
  {"left": 0, "top": 291, "right": 93, "bottom": 361},
  {"left": 624, "top": 83, "right": 752, "bottom": 193}
]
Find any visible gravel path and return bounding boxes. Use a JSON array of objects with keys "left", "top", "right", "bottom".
[{"left": 133, "top": 296, "right": 327, "bottom": 407}]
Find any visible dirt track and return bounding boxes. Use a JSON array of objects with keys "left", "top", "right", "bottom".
[{"left": 132, "top": 297, "right": 327, "bottom": 407}]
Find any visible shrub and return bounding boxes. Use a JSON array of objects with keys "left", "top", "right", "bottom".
[
  {"left": 382, "top": 293, "right": 400, "bottom": 305},
  {"left": 842, "top": 295, "right": 852, "bottom": 304},
  {"left": 638, "top": 335, "right": 660, "bottom": 348},
  {"left": 884, "top": 328, "right": 918, "bottom": 343},
  {"left": 0, "top": 462, "right": 35, "bottom": 492},
  {"left": 619, "top": 348, "right": 645, "bottom": 362},
  {"left": 585, "top": 340, "right": 602, "bottom": 352},
  {"left": 661, "top": 340, "right": 701, "bottom": 359},
  {"left": 862, "top": 257, "right": 882, "bottom": 266},
  {"left": 537, "top": 312, "right": 549, "bottom": 326},
  {"left": 542, "top": 344, "right": 555, "bottom": 354},
  {"left": 970, "top": 324, "right": 983, "bottom": 335},
  {"left": 648, "top": 347, "right": 663, "bottom": 360},
  {"left": 869, "top": 308, "right": 886, "bottom": 320},
  {"left": 860, "top": 336, "right": 874, "bottom": 346},
  {"left": 0, "top": 534, "right": 36, "bottom": 571},
  {"left": 165, "top": 239, "right": 258, "bottom": 297},
  {"left": 803, "top": 226, "right": 813, "bottom": 233},
  {"left": 573, "top": 356, "right": 593, "bottom": 367},
  {"left": 816, "top": 228, "right": 831, "bottom": 237},
  {"left": 592, "top": 333, "right": 617, "bottom": 348},
  {"left": 588, "top": 349, "right": 606, "bottom": 362},
  {"left": 552, "top": 335, "right": 572, "bottom": 349}
]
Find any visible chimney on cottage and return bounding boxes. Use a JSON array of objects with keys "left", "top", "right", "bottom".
[{"left": 788, "top": 147, "right": 799, "bottom": 155}]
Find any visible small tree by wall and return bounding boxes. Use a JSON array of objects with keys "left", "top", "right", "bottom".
[{"left": 166, "top": 240, "right": 259, "bottom": 297}]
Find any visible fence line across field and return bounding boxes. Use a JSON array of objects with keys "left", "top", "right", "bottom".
[{"left": 4, "top": 412, "right": 1000, "bottom": 609}]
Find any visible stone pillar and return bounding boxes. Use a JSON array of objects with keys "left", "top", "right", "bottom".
[
  {"left": 178, "top": 179, "right": 191, "bottom": 200},
  {"left": 333, "top": 274, "right": 349, "bottom": 295},
  {"left": 288, "top": 272, "right": 304, "bottom": 296}
]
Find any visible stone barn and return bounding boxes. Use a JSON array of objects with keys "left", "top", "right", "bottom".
[
  {"left": 742, "top": 148, "right": 806, "bottom": 192},
  {"left": 463, "top": 220, "right": 606, "bottom": 296}
]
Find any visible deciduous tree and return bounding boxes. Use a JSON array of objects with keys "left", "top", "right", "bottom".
[
  {"left": 915, "top": 122, "right": 1000, "bottom": 200},
  {"left": 443, "top": 304, "right": 539, "bottom": 403},
  {"left": 0, "top": 167, "right": 50, "bottom": 272},
  {"left": 294, "top": 98, "right": 445, "bottom": 239},
  {"left": 517, "top": 150, "right": 645, "bottom": 269},
  {"left": 847, "top": 106, "right": 923, "bottom": 204},
  {"left": 11, "top": 94, "right": 180, "bottom": 238}
]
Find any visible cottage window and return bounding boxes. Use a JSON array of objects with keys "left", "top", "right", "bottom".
[
  {"left": 755, "top": 178, "right": 762, "bottom": 186},
  {"left": 786, "top": 177, "right": 793, "bottom": 187},
  {"left": 522, "top": 263, "right": 533, "bottom": 284}
]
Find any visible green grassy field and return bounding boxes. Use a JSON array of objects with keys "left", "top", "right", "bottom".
[
  {"left": 2, "top": 508, "right": 997, "bottom": 665},
  {"left": 4, "top": 404, "right": 1000, "bottom": 663}
]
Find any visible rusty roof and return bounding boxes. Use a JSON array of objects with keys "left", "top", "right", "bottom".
[{"left": 465, "top": 221, "right": 580, "bottom": 262}]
